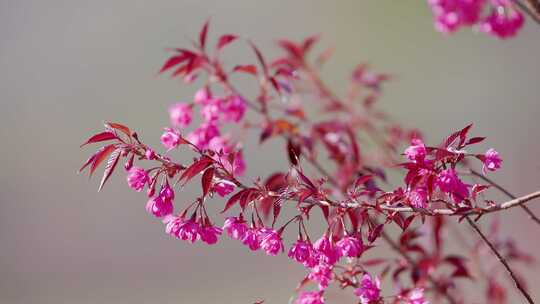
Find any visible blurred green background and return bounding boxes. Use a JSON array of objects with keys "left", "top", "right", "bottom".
[{"left": 1, "top": 0, "right": 539, "bottom": 303}]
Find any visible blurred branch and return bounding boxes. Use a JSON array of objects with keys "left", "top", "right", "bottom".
[{"left": 513, "top": 0, "right": 540, "bottom": 24}]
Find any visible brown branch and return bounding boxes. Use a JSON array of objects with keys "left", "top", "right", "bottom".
[
  {"left": 470, "top": 169, "right": 540, "bottom": 226},
  {"left": 513, "top": 0, "right": 540, "bottom": 24},
  {"left": 465, "top": 217, "right": 535, "bottom": 304}
]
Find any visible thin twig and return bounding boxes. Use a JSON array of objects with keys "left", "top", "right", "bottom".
[
  {"left": 512, "top": 0, "right": 540, "bottom": 24},
  {"left": 470, "top": 169, "right": 540, "bottom": 226},
  {"left": 465, "top": 217, "right": 535, "bottom": 304}
]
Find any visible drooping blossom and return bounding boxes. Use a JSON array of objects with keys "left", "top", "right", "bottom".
[
  {"left": 335, "top": 236, "right": 363, "bottom": 258},
  {"left": 168, "top": 102, "right": 193, "bottom": 127},
  {"left": 145, "top": 195, "right": 173, "bottom": 218},
  {"left": 242, "top": 228, "right": 261, "bottom": 251},
  {"left": 480, "top": 1, "right": 524, "bottom": 39},
  {"left": 295, "top": 291, "right": 325, "bottom": 304},
  {"left": 144, "top": 148, "right": 156, "bottom": 160},
  {"left": 160, "top": 128, "right": 182, "bottom": 151},
  {"left": 428, "top": 0, "right": 485, "bottom": 33},
  {"left": 354, "top": 274, "right": 381, "bottom": 304},
  {"left": 212, "top": 181, "right": 236, "bottom": 197},
  {"left": 288, "top": 240, "right": 313, "bottom": 264},
  {"left": 483, "top": 148, "right": 502, "bottom": 173},
  {"left": 223, "top": 216, "right": 248, "bottom": 240},
  {"left": 186, "top": 123, "right": 220, "bottom": 150},
  {"left": 436, "top": 168, "right": 469, "bottom": 202},
  {"left": 221, "top": 95, "right": 247, "bottom": 122},
  {"left": 259, "top": 228, "right": 284, "bottom": 256},
  {"left": 200, "top": 99, "right": 221, "bottom": 122},
  {"left": 308, "top": 263, "right": 333, "bottom": 290},
  {"left": 199, "top": 225, "right": 222, "bottom": 245},
  {"left": 407, "top": 187, "right": 428, "bottom": 208},
  {"left": 404, "top": 138, "right": 427, "bottom": 162},
  {"left": 313, "top": 235, "right": 340, "bottom": 265},
  {"left": 194, "top": 87, "right": 211, "bottom": 105},
  {"left": 126, "top": 166, "right": 148, "bottom": 192},
  {"left": 167, "top": 217, "right": 200, "bottom": 243},
  {"left": 407, "top": 288, "right": 429, "bottom": 304}
]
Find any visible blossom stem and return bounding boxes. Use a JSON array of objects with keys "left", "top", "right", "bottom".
[{"left": 465, "top": 217, "right": 535, "bottom": 304}]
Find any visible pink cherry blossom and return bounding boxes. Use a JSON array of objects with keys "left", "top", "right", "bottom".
[
  {"left": 308, "top": 263, "right": 333, "bottom": 290},
  {"left": 480, "top": 1, "right": 524, "bottom": 39},
  {"left": 295, "top": 291, "right": 325, "bottom": 304},
  {"left": 404, "top": 138, "right": 427, "bottom": 162},
  {"left": 259, "top": 228, "right": 284, "bottom": 256},
  {"left": 194, "top": 87, "right": 211, "bottom": 105},
  {"left": 242, "top": 228, "right": 261, "bottom": 251},
  {"left": 335, "top": 236, "right": 363, "bottom": 258},
  {"left": 407, "top": 288, "right": 429, "bottom": 304},
  {"left": 223, "top": 216, "right": 248, "bottom": 240},
  {"left": 428, "top": 0, "right": 485, "bottom": 33},
  {"left": 145, "top": 195, "right": 173, "bottom": 218},
  {"left": 186, "top": 123, "right": 220, "bottom": 150},
  {"left": 407, "top": 187, "right": 428, "bottom": 208},
  {"left": 168, "top": 102, "right": 193, "bottom": 127},
  {"left": 483, "top": 148, "right": 502, "bottom": 173},
  {"left": 199, "top": 225, "right": 222, "bottom": 245},
  {"left": 354, "top": 274, "right": 381, "bottom": 304},
  {"left": 221, "top": 95, "right": 247, "bottom": 122},
  {"left": 212, "top": 181, "right": 236, "bottom": 197},
  {"left": 174, "top": 218, "right": 200, "bottom": 243},
  {"left": 200, "top": 99, "right": 221, "bottom": 122},
  {"left": 288, "top": 240, "right": 313, "bottom": 264},
  {"left": 126, "top": 166, "right": 148, "bottom": 192},
  {"left": 313, "top": 235, "right": 340, "bottom": 265},
  {"left": 436, "top": 168, "right": 469, "bottom": 202},
  {"left": 144, "top": 148, "right": 156, "bottom": 160},
  {"left": 160, "top": 128, "right": 181, "bottom": 151}
]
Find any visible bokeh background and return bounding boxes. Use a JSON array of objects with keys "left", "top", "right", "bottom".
[{"left": 1, "top": 1, "right": 539, "bottom": 303}]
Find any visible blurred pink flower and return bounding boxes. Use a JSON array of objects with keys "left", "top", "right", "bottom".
[
  {"left": 354, "top": 274, "right": 381, "bottom": 304},
  {"left": 169, "top": 102, "right": 193, "bottom": 127},
  {"left": 295, "top": 291, "right": 325, "bottom": 304},
  {"left": 481, "top": 1, "right": 524, "bottom": 39},
  {"left": 483, "top": 148, "right": 502, "bottom": 173}
]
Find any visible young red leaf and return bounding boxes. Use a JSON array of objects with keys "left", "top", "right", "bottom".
[
  {"left": 199, "top": 19, "right": 210, "bottom": 50},
  {"left": 98, "top": 148, "right": 122, "bottom": 191},
  {"left": 178, "top": 156, "right": 214, "bottom": 186},
  {"left": 233, "top": 64, "right": 258, "bottom": 75},
  {"left": 105, "top": 122, "right": 131, "bottom": 139},
  {"left": 89, "top": 144, "right": 117, "bottom": 177},
  {"left": 80, "top": 131, "right": 117, "bottom": 147},
  {"left": 216, "top": 34, "right": 238, "bottom": 50},
  {"left": 201, "top": 167, "right": 215, "bottom": 197},
  {"left": 248, "top": 40, "right": 268, "bottom": 76},
  {"left": 466, "top": 136, "right": 486, "bottom": 146},
  {"left": 221, "top": 188, "right": 249, "bottom": 213}
]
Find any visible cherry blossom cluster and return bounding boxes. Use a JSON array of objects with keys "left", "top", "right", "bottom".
[
  {"left": 80, "top": 21, "right": 537, "bottom": 303},
  {"left": 427, "top": 0, "right": 525, "bottom": 38}
]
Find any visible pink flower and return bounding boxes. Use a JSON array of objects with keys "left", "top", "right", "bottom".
[
  {"left": 200, "top": 99, "right": 221, "bottom": 122},
  {"left": 126, "top": 167, "right": 148, "bottom": 192},
  {"left": 159, "top": 183, "right": 175, "bottom": 201},
  {"left": 436, "top": 168, "right": 469, "bottom": 202},
  {"left": 288, "top": 240, "right": 313, "bottom": 264},
  {"left": 145, "top": 148, "right": 156, "bottom": 160},
  {"left": 483, "top": 148, "right": 502, "bottom": 173},
  {"left": 480, "top": 1, "right": 524, "bottom": 39},
  {"left": 428, "top": 0, "right": 485, "bottom": 33},
  {"left": 242, "top": 228, "right": 261, "bottom": 251},
  {"left": 194, "top": 87, "right": 211, "bottom": 105},
  {"left": 175, "top": 218, "right": 200, "bottom": 243},
  {"left": 160, "top": 128, "right": 181, "bottom": 151},
  {"left": 259, "top": 228, "right": 284, "bottom": 256},
  {"left": 407, "top": 187, "right": 428, "bottom": 208},
  {"left": 223, "top": 216, "right": 248, "bottom": 240},
  {"left": 308, "top": 263, "right": 333, "bottom": 290},
  {"left": 207, "top": 136, "right": 231, "bottom": 154},
  {"left": 335, "top": 236, "right": 363, "bottom": 258},
  {"left": 186, "top": 123, "right": 220, "bottom": 150},
  {"left": 407, "top": 288, "right": 428, "bottom": 304},
  {"left": 313, "top": 235, "right": 340, "bottom": 265},
  {"left": 199, "top": 225, "right": 222, "bottom": 245},
  {"left": 213, "top": 181, "right": 235, "bottom": 197},
  {"left": 145, "top": 195, "right": 173, "bottom": 218},
  {"left": 354, "top": 274, "right": 381, "bottom": 304},
  {"left": 404, "top": 138, "right": 426, "bottom": 162},
  {"left": 221, "top": 95, "right": 247, "bottom": 122},
  {"left": 169, "top": 102, "right": 193, "bottom": 127},
  {"left": 295, "top": 291, "right": 325, "bottom": 304},
  {"left": 233, "top": 150, "right": 246, "bottom": 176}
]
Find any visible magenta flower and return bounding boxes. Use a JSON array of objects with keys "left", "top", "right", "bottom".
[
  {"left": 177, "top": 219, "right": 201, "bottom": 243},
  {"left": 200, "top": 99, "right": 221, "bottom": 122},
  {"left": 221, "top": 95, "right": 247, "bottom": 122},
  {"left": 335, "top": 236, "right": 363, "bottom": 258},
  {"left": 233, "top": 150, "right": 246, "bottom": 176},
  {"left": 194, "top": 87, "right": 211, "bottom": 105},
  {"left": 223, "top": 216, "right": 248, "bottom": 240},
  {"left": 308, "top": 263, "right": 333, "bottom": 290},
  {"left": 288, "top": 240, "right": 313, "bottom": 264},
  {"left": 144, "top": 148, "right": 156, "bottom": 160},
  {"left": 169, "top": 102, "right": 193, "bottom": 127},
  {"left": 354, "top": 274, "right": 381, "bottom": 304},
  {"left": 295, "top": 291, "right": 325, "bottom": 304},
  {"left": 242, "top": 228, "right": 261, "bottom": 251},
  {"left": 213, "top": 181, "right": 235, "bottom": 197},
  {"left": 407, "top": 288, "right": 428, "bottom": 304},
  {"left": 126, "top": 166, "right": 148, "bottom": 192},
  {"left": 483, "top": 148, "right": 502, "bottom": 173},
  {"left": 436, "top": 168, "right": 469, "bottom": 202},
  {"left": 159, "top": 183, "right": 175, "bottom": 201},
  {"left": 428, "top": 0, "right": 485, "bottom": 33},
  {"left": 160, "top": 128, "right": 181, "bottom": 151},
  {"left": 199, "top": 225, "right": 222, "bottom": 245},
  {"left": 480, "top": 1, "right": 524, "bottom": 39},
  {"left": 145, "top": 196, "right": 173, "bottom": 218},
  {"left": 407, "top": 187, "right": 428, "bottom": 208},
  {"left": 313, "top": 235, "right": 340, "bottom": 265},
  {"left": 404, "top": 138, "right": 427, "bottom": 162},
  {"left": 259, "top": 228, "right": 284, "bottom": 256},
  {"left": 186, "top": 123, "right": 220, "bottom": 150}
]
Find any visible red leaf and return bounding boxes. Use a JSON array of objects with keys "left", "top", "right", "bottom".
[
  {"left": 354, "top": 175, "right": 373, "bottom": 189},
  {"left": 277, "top": 39, "right": 303, "bottom": 60},
  {"left": 89, "top": 144, "right": 117, "bottom": 177},
  {"left": 178, "top": 157, "right": 214, "bottom": 186},
  {"left": 159, "top": 54, "right": 190, "bottom": 73},
  {"left": 221, "top": 189, "right": 248, "bottom": 213},
  {"left": 199, "top": 19, "right": 210, "bottom": 50},
  {"left": 466, "top": 137, "right": 485, "bottom": 146},
  {"left": 105, "top": 122, "right": 131, "bottom": 138},
  {"left": 248, "top": 40, "right": 268, "bottom": 76},
  {"left": 233, "top": 64, "right": 258, "bottom": 75},
  {"left": 201, "top": 167, "right": 214, "bottom": 197},
  {"left": 79, "top": 153, "right": 97, "bottom": 174},
  {"left": 287, "top": 139, "right": 301, "bottom": 166},
  {"left": 216, "top": 34, "right": 238, "bottom": 50},
  {"left": 98, "top": 148, "right": 121, "bottom": 191},
  {"left": 80, "top": 131, "right": 117, "bottom": 147}
]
